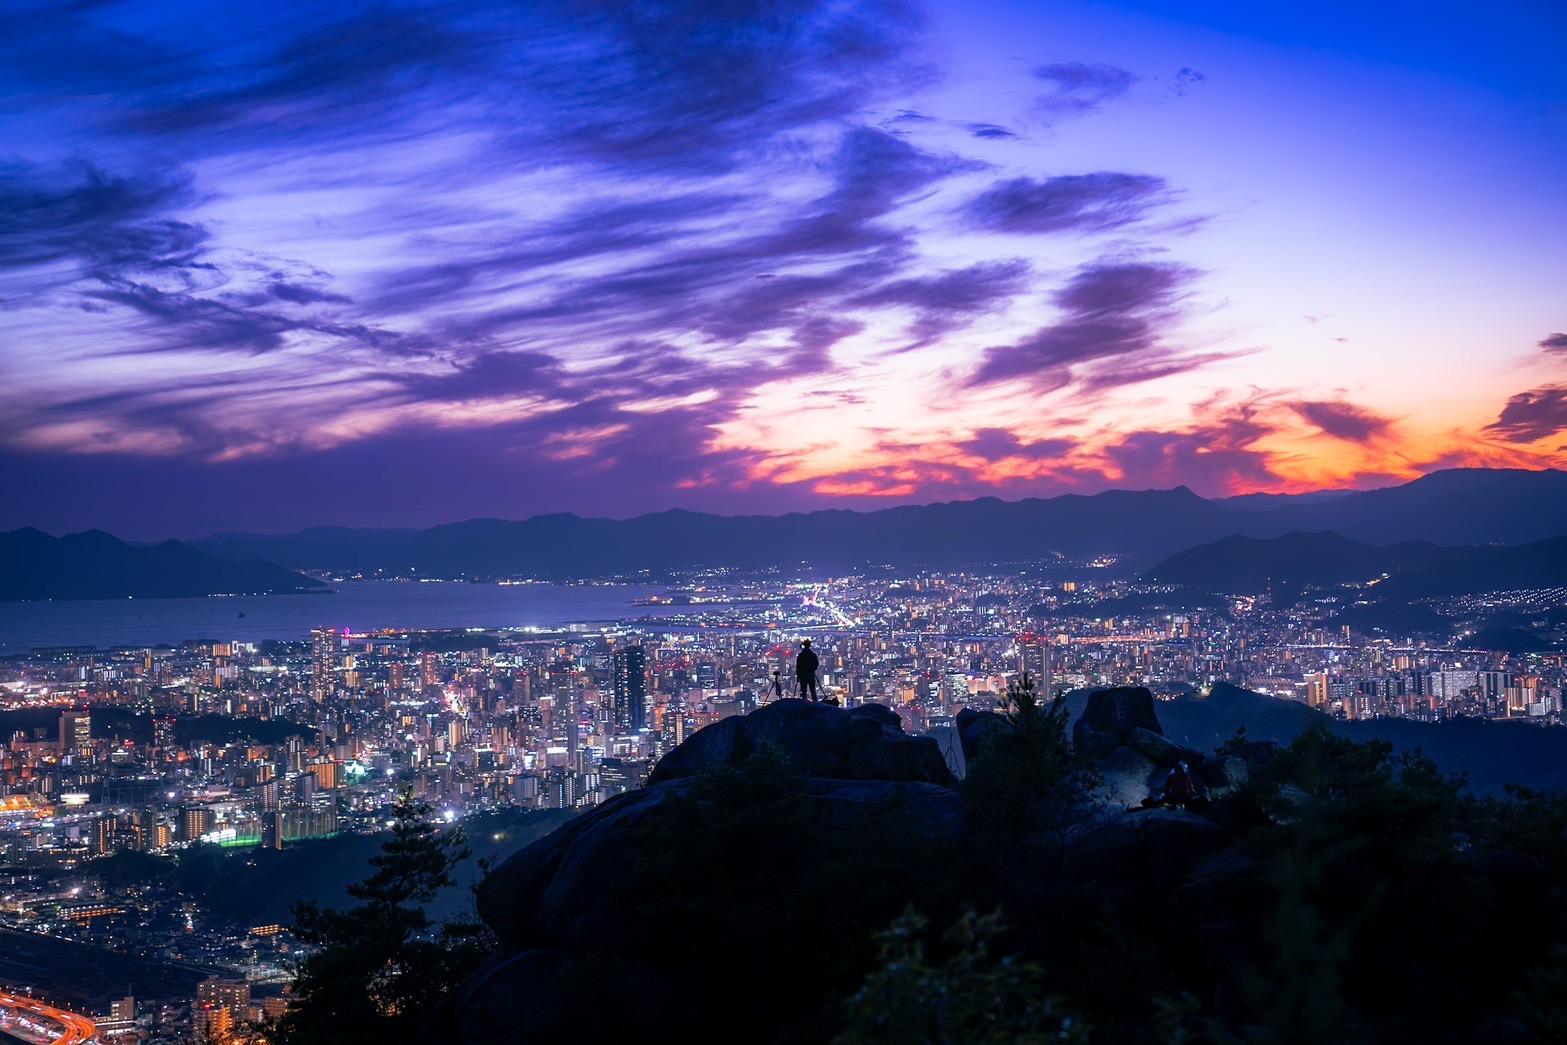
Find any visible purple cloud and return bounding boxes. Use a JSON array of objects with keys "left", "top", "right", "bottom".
[
  {"left": 1290, "top": 400, "right": 1393, "bottom": 442},
  {"left": 1485, "top": 385, "right": 1567, "bottom": 442},
  {"left": 1034, "top": 62, "right": 1136, "bottom": 116},
  {"left": 1540, "top": 332, "right": 1567, "bottom": 353},
  {"left": 964, "top": 173, "right": 1168, "bottom": 234},
  {"left": 967, "top": 260, "right": 1207, "bottom": 390},
  {"left": 959, "top": 429, "right": 1074, "bottom": 461},
  {"left": 965, "top": 122, "right": 1019, "bottom": 140},
  {"left": 851, "top": 258, "right": 1030, "bottom": 346},
  {"left": 0, "top": 160, "right": 203, "bottom": 280},
  {"left": 1103, "top": 406, "right": 1279, "bottom": 493}
]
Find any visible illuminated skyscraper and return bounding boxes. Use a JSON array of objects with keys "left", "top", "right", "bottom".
[
  {"left": 59, "top": 709, "right": 91, "bottom": 753},
  {"left": 1019, "top": 633, "right": 1052, "bottom": 697},
  {"left": 542, "top": 661, "right": 578, "bottom": 759},
  {"left": 613, "top": 646, "right": 648, "bottom": 731},
  {"left": 181, "top": 805, "right": 213, "bottom": 842},
  {"left": 311, "top": 627, "right": 341, "bottom": 703}
]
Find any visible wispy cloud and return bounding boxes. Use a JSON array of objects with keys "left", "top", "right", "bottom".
[
  {"left": 1290, "top": 400, "right": 1394, "bottom": 443},
  {"left": 964, "top": 173, "right": 1169, "bottom": 234},
  {"left": 1033, "top": 62, "right": 1136, "bottom": 117},
  {"left": 1486, "top": 385, "right": 1567, "bottom": 443},
  {"left": 966, "top": 260, "right": 1214, "bottom": 391}
]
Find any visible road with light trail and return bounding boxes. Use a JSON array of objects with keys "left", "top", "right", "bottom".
[{"left": 0, "top": 990, "right": 96, "bottom": 1045}]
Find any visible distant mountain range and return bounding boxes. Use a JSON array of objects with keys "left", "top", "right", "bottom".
[
  {"left": 181, "top": 468, "right": 1567, "bottom": 579},
  {"left": 1145, "top": 531, "right": 1567, "bottom": 598},
  {"left": 0, "top": 528, "right": 324, "bottom": 601},
  {"left": 1144, "top": 531, "right": 1448, "bottom": 591},
  {"left": 9, "top": 468, "right": 1567, "bottom": 597}
]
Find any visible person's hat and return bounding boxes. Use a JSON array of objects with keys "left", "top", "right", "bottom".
[{"left": 802, "top": 639, "right": 812, "bottom": 647}]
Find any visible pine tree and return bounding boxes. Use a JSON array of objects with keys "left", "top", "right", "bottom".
[{"left": 269, "top": 790, "right": 488, "bottom": 1044}]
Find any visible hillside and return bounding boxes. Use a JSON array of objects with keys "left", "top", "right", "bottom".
[
  {"left": 0, "top": 528, "right": 324, "bottom": 601},
  {"left": 1374, "top": 535, "right": 1567, "bottom": 598},
  {"left": 1143, "top": 531, "right": 1445, "bottom": 591},
  {"left": 424, "top": 691, "right": 1567, "bottom": 1043},
  {"left": 1144, "top": 528, "right": 1567, "bottom": 613},
  {"left": 191, "top": 467, "right": 1567, "bottom": 578},
  {"left": 197, "top": 487, "right": 1239, "bottom": 575}
]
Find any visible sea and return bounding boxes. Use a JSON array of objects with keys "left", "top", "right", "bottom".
[{"left": 0, "top": 580, "right": 671, "bottom": 653}]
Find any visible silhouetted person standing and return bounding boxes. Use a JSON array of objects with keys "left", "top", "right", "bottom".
[
  {"left": 769, "top": 669, "right": 784, "bottom": 700},
  {"left": 795, "top": 639, "right": 820, "bottom": 701}
]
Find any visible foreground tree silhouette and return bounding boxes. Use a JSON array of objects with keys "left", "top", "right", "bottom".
[
  {"left": 961, "top": 671, "right": 1085, "bottom": 850},
  {"left": 839, "top": 907, "right": 1084, "bottom": 1045},
  {"left": 269, "top": 791, "right": 487, "bottom": 1044}
]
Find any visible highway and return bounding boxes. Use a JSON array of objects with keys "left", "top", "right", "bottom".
[
  {"left": 803, "top": 584, "right": 858, "bottom": 628},
  {"left": 0, "top": 990, "right": 96, "bottom": 1045}
]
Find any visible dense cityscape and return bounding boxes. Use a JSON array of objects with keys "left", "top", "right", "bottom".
[{"left": 1, "top": 562, "right": 1563, "bottom": 1041}]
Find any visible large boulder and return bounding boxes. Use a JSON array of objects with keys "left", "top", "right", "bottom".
[
  {"left": 647, "top": 698, "right": 955, "bottom": 786},
  {"left": 1073, "top": 686, "right": 1163, "bottom": 759},
  {"left": 475, "top": 783, "right": 680, "bottom": 947},
  {"left": 428, "top": 947, "right": 682, "bottom": 1043},
  {"left": 476, "top": 776, "right": 964, "bottom": 952},
  {"left": 1071, "top": 807, "right": 1228, "bottom": 887},
  {"left": 1126, "top": 725, "right": 1205, "bottom": 769},
  {"left": 955, "top": 706, "right": 1012, "bottom": 766},
  {"left": 449, "top": 699, "right": 968, "bottom": 1043},
  {"left": 1092, "top": 745, "right": 1162, "bottom": 808}
]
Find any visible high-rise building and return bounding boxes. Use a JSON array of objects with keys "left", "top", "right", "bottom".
[
  {"left": 1306, "top": 673, "right": 1330, "bottom": 709},
  {"left": 181, "top": 804, "right": 214, "bottom": 842},
  {"left": 264, "top": 810, "right": 286, "bottom": 850},
  {"left": 546, "top": 662, "right": 578, "bottom": 756},
  {"left": 310, "top": 627, "right": 341, "bottom": 703},
  {"left": 307, "top": 758, "right": 339, "bottom": 790},
  {"left": 91, "top": 814, "right": 113, "bottom": 857},
  {"left": 193, "top": 1006, "right": 233, "bottom": 1044},
  {"left": 1018, "top": 634, "right": 1052, "bottom": 697},
  {"left": 197, "top": 977, "right": 251, "bottom": 1021},
  {"left": 613, "top": 647, "right": 648, "bottom": 731},
  {"left": 59, "top": 709, "right": 91, "bottom": 753}
]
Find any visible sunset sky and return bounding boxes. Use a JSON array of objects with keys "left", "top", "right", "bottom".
[{"left": 3, "top": 0, "right": 1564, "bottom": 537}]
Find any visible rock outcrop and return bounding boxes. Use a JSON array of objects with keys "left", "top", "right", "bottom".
[
  {"left": 647, "top": 698, "right": 956, "bottom": 786},
  {"left": 427, "top": 681, "right": 1567, "bottom": 1045},
  {"left": 1070, "top": 686, "right": 1249, "bottom": 808},
  {"left": 474, "top": 774, "right": 964, "bottom": 950},
  {"left": 1072, "top": 685, "right": 1164, "bottom": 758},
  {"left": 433, "top": 691, "right": 1254, "bottom": 1042},
  {"left": 955, "top": 705, "right": 1011, "bottom": 765}
]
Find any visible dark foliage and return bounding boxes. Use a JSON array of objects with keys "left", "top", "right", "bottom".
[
  {"left": 271, "top": 791, "right": 489, "bottom": 1045},
  {"left": 439, "top": 695, "right": 1567, "bottom": 1044},
  {"left": 852, "top": 720, "right": 1567, "bottom": 1044},
  {"left": 960, "top": 672, "right": 1085, "bottom": 846},
  {"left": 839, "top": 907, "right": 1084, "bottom": 1044}
]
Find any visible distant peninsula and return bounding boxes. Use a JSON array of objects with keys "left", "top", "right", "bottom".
[{"left": 0, "top": 527, "right": 326, "bottom": 601}]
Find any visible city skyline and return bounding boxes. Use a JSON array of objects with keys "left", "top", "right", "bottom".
[{"left": 3, "top": 0, "right": 1564, "bottom": 537}]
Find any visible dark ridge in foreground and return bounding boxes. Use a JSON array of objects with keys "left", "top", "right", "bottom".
[{"left": 429, "top": 689, "right": 1567, "bottom": 1043}]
